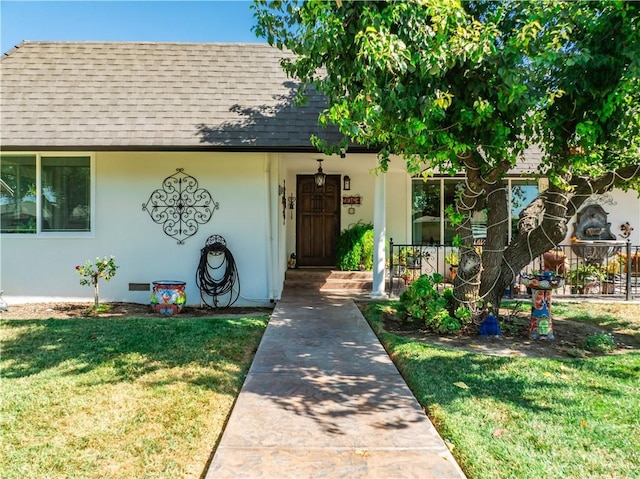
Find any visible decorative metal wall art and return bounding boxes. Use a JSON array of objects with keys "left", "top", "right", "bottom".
[
  {"left": 288, "top": 193, "right": 296, "bottom": 219},
  {"left": 142, "top": 168, "right": 218, "bottom": 244},
  {"left": 583, "top": 193, "right": 617, "bottom": 207},
  {"left": 620, "top": 222, "right": 634, "bottom": 239},
  {"left": 279, "top": 181, "right": 286, "bottom": 225}
]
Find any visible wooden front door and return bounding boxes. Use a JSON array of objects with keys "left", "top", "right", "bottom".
[{"left": 296, "top": 175, "right": 341, "bottom": 267}]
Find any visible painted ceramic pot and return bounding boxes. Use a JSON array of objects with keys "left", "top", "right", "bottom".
[
  {"left": 150, "top": 280, "right": 187, "bottom": 316},
  {"left": 520, "top": 272, "right": 564, "bottom": 290}
]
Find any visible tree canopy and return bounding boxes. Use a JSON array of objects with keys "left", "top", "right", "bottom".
[{"left": 253, "top": 0, "right": 640, "bottom": 311}]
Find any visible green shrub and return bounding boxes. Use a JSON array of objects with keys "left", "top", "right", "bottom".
[
  {"left": 399, "top": 273, "right": 472, "bottom": 334},
  {"left": 582, "top": 333, "right": 617, "bottom": 353},
  {"left": 336, "top": 222, "right": 374, "bottom": 270},
  {"left": 361, "top": 228, "right": 374, "bottom": 270}
]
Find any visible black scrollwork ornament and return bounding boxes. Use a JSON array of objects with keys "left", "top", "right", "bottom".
[
  {"left": 620, "top": 222, "right": 634, "bottom": 239},
  {"left": 282, "top": 180, "right": 286, "bottom": 225},
  {"left": 142, "top": 168, "right": 219, "bottom": 244}
]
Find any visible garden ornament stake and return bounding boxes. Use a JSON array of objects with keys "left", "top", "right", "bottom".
[{"left": 520, "top": 271, "right": 564, "bottom": 340}]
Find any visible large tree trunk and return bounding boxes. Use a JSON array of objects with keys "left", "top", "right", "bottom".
[
  {"left": 479, "top": 181, "right": 510, "bottom": 313},
  {"left": 473, "top": 183, "right": 570, "bottom": 312},
  {"left": 452, "top": 164, "right": 640, "bottom": 317},
  {"left": 453, "top": 214, "right": 482, "bottom": 309},
  {"left": 452, "top": 156, "right": 516, "bottom": 316},
  {"left": 451, "top": 156, "right": 486, "bottom": 313}
]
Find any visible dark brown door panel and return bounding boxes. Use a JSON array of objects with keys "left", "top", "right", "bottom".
[{"left": 296, "top": 175, "right": 340, "bottom": 267}]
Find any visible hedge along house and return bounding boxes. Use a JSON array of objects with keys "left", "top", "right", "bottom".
[{"left": 2, "top": 42, "right": 639, "bottom": 306}]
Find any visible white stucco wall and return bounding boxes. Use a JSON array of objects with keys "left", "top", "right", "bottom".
[
  {"left": 385, "top": 171, "right": 411, "bottom": 244},
  {"left": 1, "top": 150, "right": 413, "bottom": 306},
  {"left": 278, "top": 152, "right": 411, "bottom": 256},
  {"left": 562, "top": 189, "right": 640, "bottom": 245},
  {"left": 1, "top": 151, "right": 279, "bottom": 306},
  {"left": 3, "top": 149, "right": 635, "bottom": 306}
]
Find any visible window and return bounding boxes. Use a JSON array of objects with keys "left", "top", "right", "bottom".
[
  {"left": 412, "top": 180, "right": 441, "bottom": 245},
  {"left": 411, "top": 177, "right": 538, "bottom": 244},
  {"left": 510, "top": 179, "right": 539, "bottom": 239},
  {"left": 41, "top": 157, "right": 91, "bottom": 231},
  {"left": 1, "top": 156, "right": 37, "bottom": 233},
  {"left": 1, "top": 155, "right": 92, "bottom": 234},
  {"left": 443, "top": 180, "right": 468, "bottom": 244},
  {"left": 412, "top": 178, "right": 469, "bottom": 245}
]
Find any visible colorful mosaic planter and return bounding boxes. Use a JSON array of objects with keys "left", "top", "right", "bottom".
[
  {"left": 150, "top": 280, "right": 187, "bottom": 316},
  {"left": 520, "top": 273, "right": 564, "bottom": 340}
]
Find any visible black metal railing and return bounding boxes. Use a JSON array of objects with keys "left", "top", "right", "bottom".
[{"left": 388, "top": 239, "right": 640, "bottom": 301}]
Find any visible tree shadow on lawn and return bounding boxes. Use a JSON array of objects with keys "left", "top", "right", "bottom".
[
  {"left": 383, "top": 334, "right": 638, "bottom": 414},
  {"left": 0, "top": 317, "right": 267, "bottom": 388}
]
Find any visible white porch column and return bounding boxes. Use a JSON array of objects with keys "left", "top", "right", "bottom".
[{"left": 371, "top": 171, "right": 387, "bottom": 299}]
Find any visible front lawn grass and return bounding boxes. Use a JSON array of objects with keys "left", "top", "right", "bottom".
[
  {"left": 549, "top": 301, "right": 640, "bottom": 338},
  {"left": 363, "top": 302, "right": 640, "bottom": 479},
  {"left": 0, "top": 315, "right": 268, "bottom": 479}
]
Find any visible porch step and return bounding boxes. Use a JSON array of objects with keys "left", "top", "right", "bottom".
[{"left": 284, "top": 268, "right": 373, "bottom": 291}]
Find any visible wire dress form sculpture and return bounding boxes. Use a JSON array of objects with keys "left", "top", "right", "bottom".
[{"left": 195, "top": 235, "right": 240, "bottom": 308}]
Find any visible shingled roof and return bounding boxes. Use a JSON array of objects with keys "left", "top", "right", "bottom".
[
  {"left": 1, "top": 41, "right": 343, "bottom": 151},
  {"left": 1, "top": 41, "right": 541, "bottom": 173}
]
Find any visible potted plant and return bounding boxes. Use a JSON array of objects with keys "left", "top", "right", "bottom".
[
  {"left": 602, "top": 276, "right": 615, "bottom": 294},
  {"left": 445, "top": 249, "right": 459, "bottom": 281},
  {"left": 395, "top": 247, "right": 421, "bottom": 269},
  {"left": 566, "top": 263, "right": 605, "bottom": 294},
  {"left": 602, "top": 257, "right": 623, "bottom": 294},
  {"left": 543, "top": 249, "right": 568, "bottom": 275}
]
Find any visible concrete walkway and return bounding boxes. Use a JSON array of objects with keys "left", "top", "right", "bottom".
[{"left": 205, "top": 290, "right": 466, "bottom": 478}]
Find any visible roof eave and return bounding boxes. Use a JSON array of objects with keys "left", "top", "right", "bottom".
[{"left": 0, "top": 144, "right": 378, "bottom": 154}]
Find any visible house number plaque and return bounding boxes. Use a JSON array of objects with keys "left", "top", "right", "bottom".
[{"left": 342, "top": 195, "right": 362, "bottom": 205}]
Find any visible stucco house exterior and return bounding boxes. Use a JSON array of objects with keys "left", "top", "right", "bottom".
[{"left": 2, "top": 42, "right": 639, "bottom": 306}]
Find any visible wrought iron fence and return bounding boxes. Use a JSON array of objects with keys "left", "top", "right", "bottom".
[{"left": 388, "top": 239, "right": 640, "bottom": 301}]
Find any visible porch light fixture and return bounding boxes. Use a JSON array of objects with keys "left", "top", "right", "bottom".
[
  {"left": 343, "top": 175, "right": 351, "bottom": 191},
  {"left": 314, "top": 159, "right": 326, "bottom": 188}
]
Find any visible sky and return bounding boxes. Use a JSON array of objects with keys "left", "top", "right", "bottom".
[{"left": 1, "top": 0, "right": 263, "bottom": 54}]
